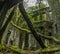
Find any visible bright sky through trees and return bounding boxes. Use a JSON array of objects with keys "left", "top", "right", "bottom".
[{"left": 26, "top": 0, "right": 49, "bottom": 7}]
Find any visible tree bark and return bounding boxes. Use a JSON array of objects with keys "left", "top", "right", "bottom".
[{"left": 0, "top": 8, "right": 14, "bottom": 43}]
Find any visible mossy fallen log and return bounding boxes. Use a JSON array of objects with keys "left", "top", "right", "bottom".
[{"left": 0, "top": 44, "right": 60, "bottom": 53}]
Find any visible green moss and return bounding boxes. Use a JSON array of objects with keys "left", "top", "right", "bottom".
[
  {"left": 9, "top": 46, "right": 20, "bottom": 52},
  {"left": 0, "top": 44, "right": 5, "bottom": 50}
]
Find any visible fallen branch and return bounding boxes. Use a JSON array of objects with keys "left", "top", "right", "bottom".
[{"left": 11, "top": 21, "right": 30, "bottom": 32}]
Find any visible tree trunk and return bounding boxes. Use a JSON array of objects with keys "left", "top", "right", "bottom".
[
  {"left": 19, "top": 31, "right": 24, "bottom": 49},
  {"left": 19, "top": 1, "right": 46, "bottom": 49},
  {"left": 0, "top": 8, "right": 15, "bottom": 43},
  {"left": 24, "top": 32, "right": 29, "bottom": 50}
]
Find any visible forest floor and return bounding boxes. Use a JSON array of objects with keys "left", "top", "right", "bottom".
[{"left": 0, "top": 52, "right": 18, "bottom": 54}]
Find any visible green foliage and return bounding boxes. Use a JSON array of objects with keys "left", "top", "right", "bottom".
[
  {"left": 0, "top": 44, "right": 5, "bottom": 50},
  {"left": 26, "top": 3, "right": 46, "bottom": 24},
  {"left": 39, "top": 3, "right": 46, "bottom": 9}
]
